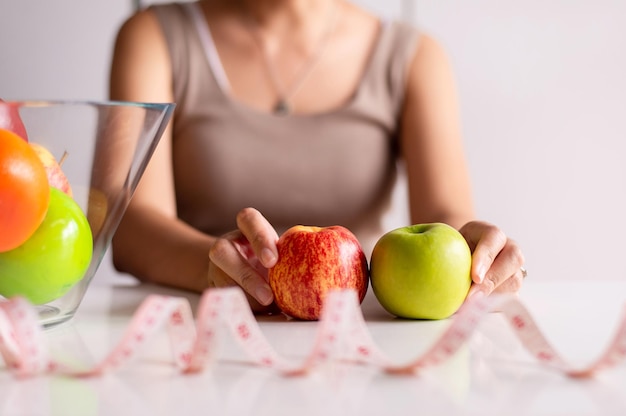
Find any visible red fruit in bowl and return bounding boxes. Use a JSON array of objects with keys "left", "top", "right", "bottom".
[
  {"left": 269, "top": 225, "right": 369, "bottom": 320},
  {"left": 29, "top": 142, "right": 73, "bottom": 197},
  {"left": 0, "top": 99, "right": 28, "bottom": 141}
]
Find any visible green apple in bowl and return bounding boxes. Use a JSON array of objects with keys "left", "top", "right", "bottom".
[
  {"left": 0, "top": 187, "right": 93, "bottom": 304},
  {"left": 370, "top": 223, "right": 472, "bottom": 320}
]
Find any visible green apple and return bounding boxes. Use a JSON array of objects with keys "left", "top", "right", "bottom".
[
  {"left": 0, "top": 187, "right": 93, "bottom": 304},
  {"left": 370, "top": 223, "right": 472, "bottom": 320}
]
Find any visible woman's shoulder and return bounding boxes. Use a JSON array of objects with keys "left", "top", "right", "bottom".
[
  {"left": 405, "top": 29, "right": 454, "bottom": 86},
  {"left": 116, "top": 2, "right": 190, "bottom": 38},
  {"left": 110, "top": 3, "right": 175, "bottom": 103},
  {"left": 113, "top": 1, "right": 197, "bottom": 69},
  {"left": 115, "top": 6, "right": 162, "bottom": 44}
]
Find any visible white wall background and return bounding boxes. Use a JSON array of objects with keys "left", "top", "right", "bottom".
[
  {"left": 414, "top": 1, "right": 626, "bottom": 284},
  {"left": 1, "top": 1, "right": 625, "bottom": 284}
]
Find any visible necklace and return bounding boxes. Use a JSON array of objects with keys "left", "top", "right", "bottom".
[{"left": 244, "top": 2, "right": 341, "bottom": 115}]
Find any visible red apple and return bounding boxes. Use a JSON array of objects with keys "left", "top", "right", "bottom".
[
  {"left": 0, "top": 99, "right": 28, "bottom": 141},
  {"left": 268, "top": 225, "right": 369, "bottom": 320},
  {"left": 29, "top": 142, "right": 73, "bottom": 197}
]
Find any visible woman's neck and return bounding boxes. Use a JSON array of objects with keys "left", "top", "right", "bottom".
[
  {"left": 212, "top": 0, "right": 341, "bottom": 56},
  {"left": 236, "top": 0, "right": 337, "bottom": 28}
]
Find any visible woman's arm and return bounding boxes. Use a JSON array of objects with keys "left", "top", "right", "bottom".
[
  {"left": 109, "top": 10, "right": 217, "bottom": 293},
  {"left": 399, "top": 33, "right": 524, "bottom": 294},
  {"left": 108, "top": 10, "right": 279, "bottom": 308},
  {"left": 399, "top": 33, "right": 473, "bottom": 229}
]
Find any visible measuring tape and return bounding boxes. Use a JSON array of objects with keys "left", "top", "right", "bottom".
[{"left": 1, "top": 287, "right": 626, "bottom": 378}]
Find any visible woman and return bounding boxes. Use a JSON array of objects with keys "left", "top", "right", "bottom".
[{"left": 109, "top": 0, "right": 525, "bottom": 312}]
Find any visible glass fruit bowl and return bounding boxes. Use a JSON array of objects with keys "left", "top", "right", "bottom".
[{"left": 0, "top": 100, "right": 174, "bottom": 328}]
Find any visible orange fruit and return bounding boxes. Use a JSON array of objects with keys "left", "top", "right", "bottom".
[{"left": 0, "top": 128, "right": 50, "bottom": 251}]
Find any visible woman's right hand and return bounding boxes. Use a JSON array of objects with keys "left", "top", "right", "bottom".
[{"left": 208, "top": 207, "right": 279, "bottom": 313}]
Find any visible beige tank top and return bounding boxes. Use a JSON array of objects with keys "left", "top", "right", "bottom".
[{"left": 151, "top": 2, "right": 420, "bottom": 255}]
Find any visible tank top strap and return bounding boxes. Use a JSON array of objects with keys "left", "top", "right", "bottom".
[
  {"left": 181, "top": 2, "right": 231, "bottom": 93},
  {"left": 352, "top": 18, "right": 420, "bottom": 125}
]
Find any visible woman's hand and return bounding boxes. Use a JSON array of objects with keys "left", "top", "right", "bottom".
[
  {"left": 459, "top": 221, "right": 526, "bottom": 295},
  {"left": 208, "top": 207, "right": 279, "bottom": 313}
]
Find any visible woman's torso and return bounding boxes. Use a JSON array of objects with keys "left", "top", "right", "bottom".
[{"left": 151, "top": 1, "right": 419, "bottom": 253}]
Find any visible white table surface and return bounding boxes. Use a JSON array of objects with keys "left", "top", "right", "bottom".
[{"left": 2, "top": 272, "right": 626, "bottom": 416}]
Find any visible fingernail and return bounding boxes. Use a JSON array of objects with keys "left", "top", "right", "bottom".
[
  {"left": 476, "top": 264, "right": 486, "bottom": 284},
  {"left": 261, "top": 248, "right": 277, "bottom": 267},
  {"left": 255, "top": 285, "right": 274, "bottom": 305}
]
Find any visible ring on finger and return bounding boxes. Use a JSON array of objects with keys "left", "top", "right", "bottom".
[{"left": 520, "top": 266, "right": 528, "bottom": 278}]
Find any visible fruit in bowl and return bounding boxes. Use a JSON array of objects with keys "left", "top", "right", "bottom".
[
  {"left": 0, "top": 129, "right": 50, "bottom": 252},
  {"left": 0, "top": 127, "right": 92, "bottom": 304},
  {"left": 0, "top": 100, "right": 174, "bottom": 327},
  {"left": 0, "top": 188, "right": 93, "bottom": 304},
  {"left": 0, "top": 98, "right": 28, "bottom": 141},
  {"left": 370, "top": 223, "right": 472, "bottom": 320},
  {"left": 269, "top": 225, "right": 369, "bottom": 320},
  {"left": 29, "top": 142, "right": 73, "bottom": 197}
]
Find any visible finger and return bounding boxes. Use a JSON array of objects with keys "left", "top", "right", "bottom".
[
  {"left": 474, "top": 239, "right": 524, "bottom": 295},
  {"left": 209, "top": 263, "right": 278, "bottom": 313},
  {"left": 461, "top": 222, "right": 507, "bottom": 284},
  {"left": 209, "top": 235, "right": 274, "bottom": 306},
  {"left": 493, "top": 268, "right": 525, "bottom": 294},
  {"left": 236, "top": 207, "right": 279, "bottom": 268}
]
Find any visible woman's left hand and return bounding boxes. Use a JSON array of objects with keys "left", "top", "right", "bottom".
[{"left": 459, "top": 221, "right": 526, "bottom": 295}]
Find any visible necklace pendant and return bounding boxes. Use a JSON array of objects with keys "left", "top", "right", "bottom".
[{"left": 273, "top": 100, "right": 290, "bottom": 116}]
